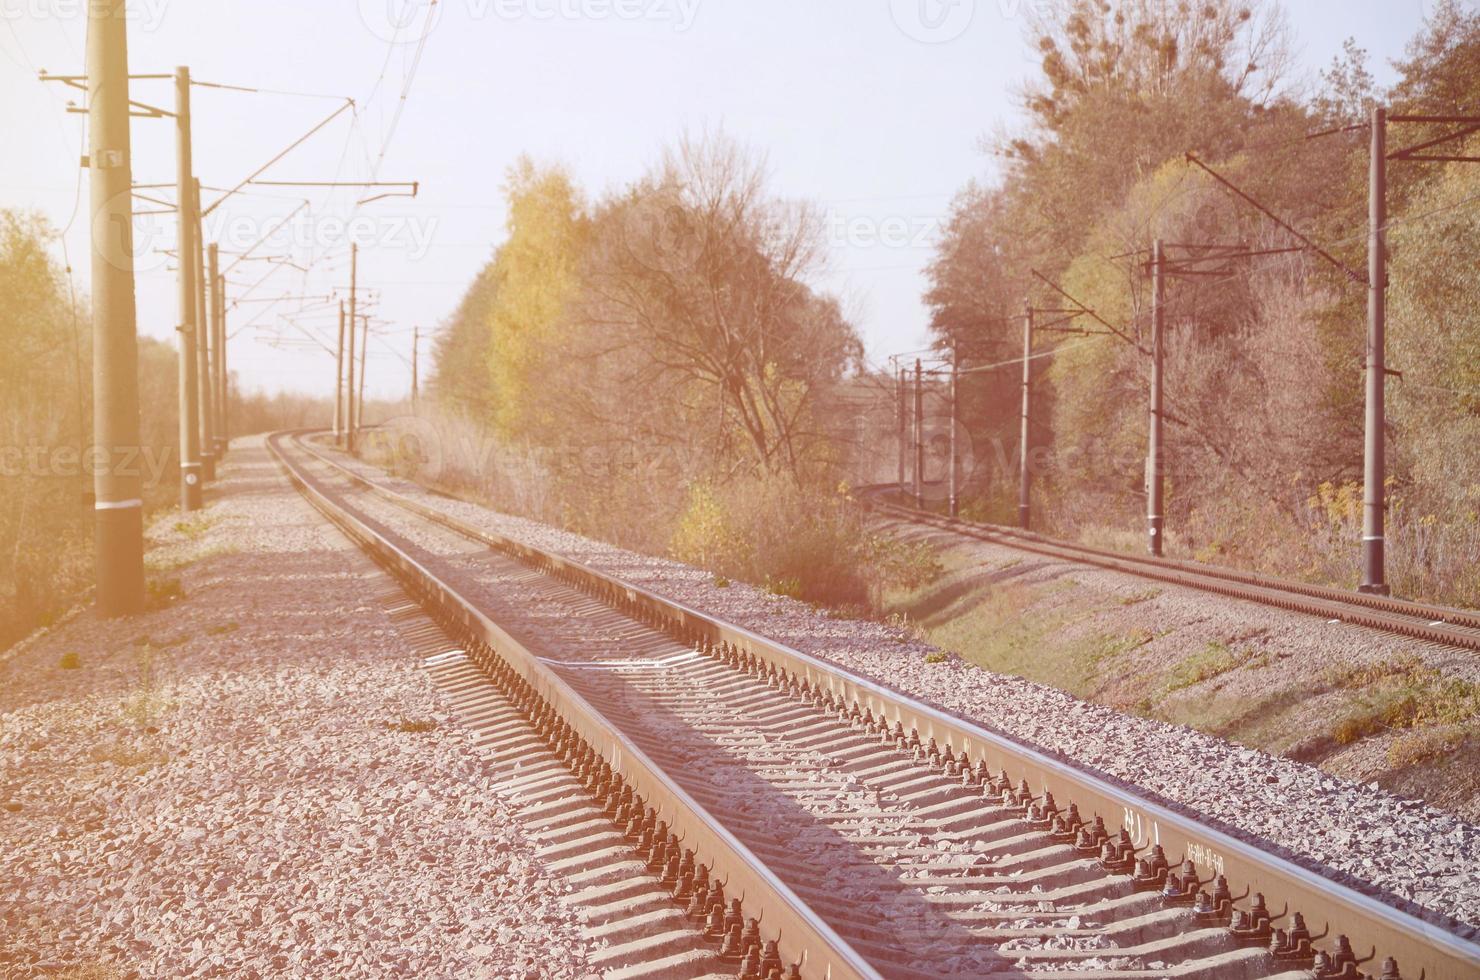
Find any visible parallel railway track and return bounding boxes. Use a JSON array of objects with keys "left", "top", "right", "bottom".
[
  {"left": 859, "top": 488, "right": 1480, "bottom": 653},
  {"left": 268, "top": 431, "right": 1480, "bottom": 979}
]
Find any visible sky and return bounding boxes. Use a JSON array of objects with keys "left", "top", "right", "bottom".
[{"left": 0, "top": 0, "right": 1461, "bottom": 400}]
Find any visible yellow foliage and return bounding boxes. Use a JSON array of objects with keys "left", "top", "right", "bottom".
[
  {"left": 486, "top": 159, "right": 587, "bottom": 441},
  {"left": 1307, "top": 480, "right": 1361, "bottom": 528}
]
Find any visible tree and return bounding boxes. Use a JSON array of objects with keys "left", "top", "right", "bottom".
[
  {"left": 483, "top": 158, "right": 587, "bottom": 443},
  {"left": 573, "top": 133, "right": 862, "bottom": 481}
]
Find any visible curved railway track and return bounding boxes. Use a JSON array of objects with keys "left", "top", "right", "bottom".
[
  {"left": 268, "top": 431, "right": 1480, "bottom": 979},
  {"left": 859, "top": 488, "right": 1480, "bottom": 653}
]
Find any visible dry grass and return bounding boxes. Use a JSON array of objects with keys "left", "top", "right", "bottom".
[
  {"left": 120, "top": 643, "right": 175, "bottom": 731},
  {"left": 365, "top": 413, "right": 943, "bottom": 612},
  {"left": 86, "top": 739, "right": 172, "bottom": 772},
  {"left": 387, "top": 717, "right": 438, "bottom": 734},
  {"left": 1325, "top": 656, "right": 1480, "bottom": 745},
  {"left": 1387, "top": 726, "right": 1468, "bottom": 769}
]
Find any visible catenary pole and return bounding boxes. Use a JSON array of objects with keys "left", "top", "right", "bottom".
[
  {"left": 193, "top": 178, "right": 214, "bottom": 483},
  {"left": 1148, "top": 239, "right": 1166, "bottom": 556},
  {"left": 411, "top": 325, "right": 419, "bottom": 410},
  {"left": 174, "top": 66, "right": 202, "bottom": 511},
  {"left": 913, "top": 358, "right": 924, "bottom": 508},
  {"left": 88, "top": 0, "right": 145, "bottom": 615},
  {"left": 346, "top": 243, "right": 358, "bottom": 453},
  {"left": 895, "top": 363, "right": 906, "bottom": 494},
  {"left": 357, "top": 312, "right": 368, "bottom": 436},
  {"left": 1361, "top": 106, "right": 1390, "bottom": 594},
  {"left": 215, "top": 269, "right": 227, "bottom": 457},
  {"left": 949, "top": 347, "right": 959, "bottom": 518},
  {"left": 334, "top": 301, "right": 345, "bottom": 439},
  {"left": 1018, "top": 302, "right": 1033, "bottom": 530},
  {"left": 206, "top": 241, "right": 221, "bottom": 470}
]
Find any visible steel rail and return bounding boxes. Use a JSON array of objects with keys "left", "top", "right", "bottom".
[
  {"left": 859, "top": 487, "right": 1480, "bottom": 651},
  {"left": 266, "top": 431, "right": 879, "bottom": 980},
  {"left": 288, "top": 431, "right": 1480, "bottom": 980}
]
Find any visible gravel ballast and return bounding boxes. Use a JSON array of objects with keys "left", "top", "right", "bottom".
[
  {"left": 326, "top": 446, "right": 1480, "bottom": 937},
  {"left": 0, "top": 438, "right": 595, "bottom": 978}
]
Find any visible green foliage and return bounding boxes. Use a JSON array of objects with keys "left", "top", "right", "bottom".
[
  {"left": 1164, "top": 641, "right": 1248, "bottom": 692},
  {"left": 429, "top": 264, "right": 499, "bottom": 419}
]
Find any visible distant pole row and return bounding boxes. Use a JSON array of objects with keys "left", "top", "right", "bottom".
[
  {"left": 172, "top": 65, "right": 230, "bottom": 514},
  {"left": 339, "top": 242, "right": 360, "bottom": 453},
  {"left": 891, "top": 355, "right": 961, "bottom": 519},
  {"left": 893, "top": 98, "right": 1476, "bottom": 597},
  {"left": 77, "top": 4, "right": 414, "bottom": 617}
]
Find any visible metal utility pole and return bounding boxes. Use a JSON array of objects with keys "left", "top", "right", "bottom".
[
  {"left": 895, "top": 362, "right": 906, "bottom": 494},
  {"left": 1361, "top": 106, "right": 1389, "bottom": 595},
  {"left": 334, "top": 301, "right": 345, "bottom": 440},
  {"left": 357, "top": 312, "right": 369, "bottom": 435},
  {"left": 1018, "top": 302, "right": 1033, "bottom": 530},
  {"left": 214, "top": 269, "right": 227, "bottom": 457},
  {"left": 87, "top": 0, "right": 145, "bottom": 615},
  {"left": 411, "top": 325, "right": 420, "bottom": 410},
  {"left": 205, "top": 239, "right": 221, "bottom": 476},
  {"left": 1148, "top": 239, "right": 1166, "bottom": 556},
  {"left": 345, "top": 243, "right": 358, "bottom": 453},
  {"left": 174, "top": 66, "right": 202, "bottom": 511},
  {"left": 948, "top": 347, "right": 959, "bottom": 518},
  {"left": 193, "top": 178, "right": 214, "bottom": 483},
  {"left": 912, "top": 358, "right": 924, "bottom": 508}
]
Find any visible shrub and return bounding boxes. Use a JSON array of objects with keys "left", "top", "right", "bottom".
[
  {"left": 58, "top": 651, "right": 81, "bottom": 670},
  {"left": 670, "top": 475, "right": 940, "bottom": 608}
]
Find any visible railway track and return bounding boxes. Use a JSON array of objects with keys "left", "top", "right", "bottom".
[
  {"left": 268, "top": 431, "right": 1480, "bottom": 979},
  {"left": 859, "top": 488, "right": 1480, "bottom": 653}
]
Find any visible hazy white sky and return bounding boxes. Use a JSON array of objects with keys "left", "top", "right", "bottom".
[{"left": 1, "top": 0, "right": 1454, "bottom": 399}]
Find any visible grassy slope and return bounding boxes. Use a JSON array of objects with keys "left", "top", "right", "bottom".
[{"left": 879, "top": 539, "right": 1480, "bottom": 821}]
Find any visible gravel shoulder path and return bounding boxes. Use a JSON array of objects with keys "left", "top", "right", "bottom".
[
  {"left": 328, "top": 446, "right": 1480, "bottom": 937},
  {"left": 0, "top": 437, "right": 595, "bottom": 979}
]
